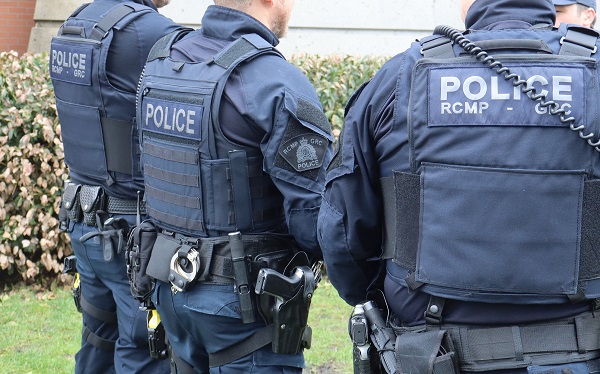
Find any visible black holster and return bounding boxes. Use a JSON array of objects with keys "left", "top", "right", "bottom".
[
  {"left": 80, "top": 211, "right": 130, "bottom": 262},
  {"left": 394, "top": 329, "right": 459, "bottom": 374},
  {"left": 255, "top": 253, "right": 316, "bottom": 354}
]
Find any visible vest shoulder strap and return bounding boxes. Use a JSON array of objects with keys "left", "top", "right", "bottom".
[
  {"left": 147, "top": 28, "right": 194, "bottom": 62},
  {"left": 89, "top": 3, "right": 137, "bottom": 41},
  {"left": 558, "top": 25, "right": 600, "bottom": 57},
  {"left": 212, "top": 33, "right": 281, "bottom": 68}
]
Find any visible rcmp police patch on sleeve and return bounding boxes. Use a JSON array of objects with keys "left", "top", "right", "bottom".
[
  {"left": 275, "top": 96, "right": 332, "bottom": 180},
  {"left": 279, "top": 133, "right": 328, "bottom": 172}
]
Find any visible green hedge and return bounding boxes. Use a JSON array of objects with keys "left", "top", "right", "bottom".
[{"left": 0, "top": 51, "right": 387, "bottom": 286}]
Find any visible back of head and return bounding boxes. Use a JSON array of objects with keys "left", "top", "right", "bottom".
[
  {"left": 464, "top": 0, "right": 556, "bottom": 29},
  {"left": 214, "top": 0, "right": 253, "bottom": 10}
]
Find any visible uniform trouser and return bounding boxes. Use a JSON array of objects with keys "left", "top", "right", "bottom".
[
  {"left": 152, "top": 280, "right": 305, "bottom": 373},
  {"left": 69, "top": 216, "right": 170, "bottom": 374}
]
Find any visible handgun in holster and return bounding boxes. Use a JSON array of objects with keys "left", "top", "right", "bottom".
[
  {"left": 63, "top": 255, "right": 82, "bottom": 313},
  {"left": 147, "top": 309, "right": 168, "bottom": 360},
  {"left": 255, "top": 262, "right": 316, "bottom": 354},
  {"left": 350, "top": 303, "right": 379, "bottom": 374}
]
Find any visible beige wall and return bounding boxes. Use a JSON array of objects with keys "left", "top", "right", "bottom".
[{"left": 30, "top": 0, "right": 463, "bottom": 57}]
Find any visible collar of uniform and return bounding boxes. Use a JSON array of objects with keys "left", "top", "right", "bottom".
[
  {"left": 94, "top": 0, "right": 158, "bottom": 11},
  {"left": 130, "top": 0, "right": 157, "bottom": 11},
  {"left": 465, "top": 0, "right": 555, "bottom": 31},
  {"left": 201, "top": 5, "right": 279, "bottom": 47}
]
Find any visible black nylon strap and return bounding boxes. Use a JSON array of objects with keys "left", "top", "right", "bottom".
[
  {"left": 80, "top": 294, "right": 118, "bottom": 324},
  {"left": 213, "top": 38, "right": 257, "bottom": 69},
  {"left": 82, "top": 325, "right": 116, "bottom": 351},
  {"left": 424, "top": 295, "right": 445, "bottom": 325},
  {"left": 420, "top": 35, "right": 455, "bottom": 59},
  {"left": 101, "top": 117, "right": 133, "bottom": 175},
  {"left": 144, "top": 165, "right": 200, "bottom": 187},
  {"left": 147, "top": 28, "right": 193, "bottom": 62},
  {"left": 208, "top": 325, "right": 274, "bottom": 367},
  {"left": 559, "top": 26, "right": 600, "bottom": 57},
  {"left": 143, "top": 142, "right": 198, "bottom": 164},
  {"left": 90, "top": 4, "right": 135, "bottom": 41},
  {"left": 146, "top": 185, "right": 201, "bottom": 209}
]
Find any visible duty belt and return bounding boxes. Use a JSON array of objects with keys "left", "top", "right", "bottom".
[
  {"left": 61, "top": 181, "right": 146, "bottom": 227},
  {"left": 146, "top": 230, "right": 297, "bottom": 290},
  {"left": 392, "top": 311, "right": 600, "bottom": 372}
]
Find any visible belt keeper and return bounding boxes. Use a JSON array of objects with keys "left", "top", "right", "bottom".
[
  {"left": 575, "top": 317, "right": 587, "bottom": 354},
  {"left": 229, "top": 232, "right": 256, "bottom": 324},
  {"left": 512, "top": 326, "right": 524, "bottom": 361}
]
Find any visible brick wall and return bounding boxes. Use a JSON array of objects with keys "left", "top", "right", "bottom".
[{"left": 0, "top": 0, "right": 37, "bottom": 54}]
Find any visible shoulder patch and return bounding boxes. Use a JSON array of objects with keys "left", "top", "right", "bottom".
[{"left": 278, "top": 133, "right": 328, "bottom": 172}]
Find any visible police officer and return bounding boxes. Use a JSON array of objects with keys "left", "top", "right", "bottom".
[
  {"left": 135, "top": 0, "right": 333, "bottom": 372},
  {"left": 554, "top": 0, "right": 597, "bottom": 28},
  {"left": 49, "top": 0, "right": 181, "bottom": 373},
  {"left": 319, "top": 0, "right": 600, "bottom": 373}
]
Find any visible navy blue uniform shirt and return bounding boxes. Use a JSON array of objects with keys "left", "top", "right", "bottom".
[
  {"left": 167, "top": 5, "right": 333, "bottom": 257},
  {"left": 318, "top": 0, "right": 591, "bottom": 326}
]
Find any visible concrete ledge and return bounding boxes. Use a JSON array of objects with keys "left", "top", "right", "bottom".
[{"left": 30, "top": 0, "right": 463, "bottom": 56}]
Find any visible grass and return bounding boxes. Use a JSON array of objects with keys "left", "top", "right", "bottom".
[
  {"left": 0, "top": 287, "right": 79, "bottom": 374},
  {"left": 0, "top": 277, "right": 353, "bottom": 374}
]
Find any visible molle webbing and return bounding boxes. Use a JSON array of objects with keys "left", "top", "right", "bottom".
[
  {"left": 381, "top": 173, "right": 600, "bottom": 281},
  {"left": 143, "top": 142, "right": 198, "bottom": 165}
]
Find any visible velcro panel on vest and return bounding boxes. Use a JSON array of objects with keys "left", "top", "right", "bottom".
[
  {"left": 381, "top": 172, "right": 420, "bottom": 270},
  {"left": 228, "top": 150, "right": 253, "bottom": 231},
  {"left": 101, "top": 117, "right": 133, "bottom": 174},
  {"left": 580, "top": 180, "right": 600, "bottom": 281},
  {"left": 297, "top": 98, "right": 332, "bottom": 135}
]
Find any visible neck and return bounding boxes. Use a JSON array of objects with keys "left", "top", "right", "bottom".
[{"left": 244, "top": 1, "right": 272, "bottom": 31}]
